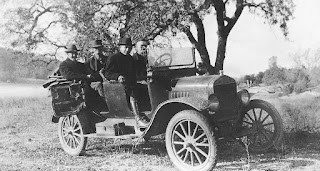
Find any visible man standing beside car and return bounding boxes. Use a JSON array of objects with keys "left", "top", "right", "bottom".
[
  {"left": 132, "top": 39, "right": 148, "bottom": 83},
  {"left": 104, "top": 37, "right": 149, "bottom": 128}
]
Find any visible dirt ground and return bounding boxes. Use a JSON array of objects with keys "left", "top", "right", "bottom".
[{"left": 1, "top": 83, "right": 320, "bottom": 171}]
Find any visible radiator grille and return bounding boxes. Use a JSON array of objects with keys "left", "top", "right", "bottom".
[{"left": 214, "top": 83, "right": 238, "bottom": 120}]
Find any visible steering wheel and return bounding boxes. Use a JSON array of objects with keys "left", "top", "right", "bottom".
[{"left": 153, "top": 53, "right": 172, "bottom": 67}]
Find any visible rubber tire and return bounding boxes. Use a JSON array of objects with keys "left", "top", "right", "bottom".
[
  {"left": 58, "top": 112, "right": 88, "bottom": 156},
  {"left": 242, "top": 99, "right": 283, "bottom": 153},
  {"left": 165, "top": 110, "right": 217, "bottom": 171}
]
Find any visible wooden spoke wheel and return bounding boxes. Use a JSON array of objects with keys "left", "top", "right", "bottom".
[
  {"left": 58, "top": 114, "right": 88, "bottom": 156},
  {"left": 166, "top": 110, "right": 217, "bottom": 171},
  {"left": 242, "top": 99, "right": 283, "bottom": 152}
]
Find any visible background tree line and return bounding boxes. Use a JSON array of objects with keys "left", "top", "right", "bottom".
[
  {"left": 0, "top": 47, "right": 58, "bottom": 81},
  {"left": 238, "top": 48, "right": 320, "bottom": 95}
]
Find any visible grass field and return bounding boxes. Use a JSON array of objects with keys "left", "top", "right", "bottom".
[{"left": 1, "top": 84, "right": 320, "bottom": 171}]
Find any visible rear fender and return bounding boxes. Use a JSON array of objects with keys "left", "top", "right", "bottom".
[{"left": 143, "top": 97, "right": 209, "bottom": 137}]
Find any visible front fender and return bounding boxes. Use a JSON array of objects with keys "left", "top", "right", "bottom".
[{"left": 143, "top": 97, "right": 209, "bottom": 137}]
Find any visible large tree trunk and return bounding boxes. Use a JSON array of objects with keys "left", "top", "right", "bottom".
[
  {"left": 184, "top": 12, "right": 216, "bottom": 75},
  {"left": 214, "top": 34, "right": 228, "bottom": 73},
  {"left": 212, "top": 0, "right": 244, "bottom": 75}
]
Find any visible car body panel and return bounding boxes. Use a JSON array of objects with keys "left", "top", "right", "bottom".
[
  {"left": 143, "top": 96, "right": 209, "bottom": 137},
  {"left": 103, "top": 82, "right": 133, "bottom": 118}
]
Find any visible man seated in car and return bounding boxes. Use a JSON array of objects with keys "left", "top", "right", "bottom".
[
  {"left": 59, "top": 44, "right": 93, "bottom": 81},
  {"left": 59, "top": 44, "right": 106, "bottom": 114},
  {"left": 86, "top": 39, "right": 108, "bottom": 97},
  {"left": 104, "top": 37, "right": 149, "bottom": 128}
]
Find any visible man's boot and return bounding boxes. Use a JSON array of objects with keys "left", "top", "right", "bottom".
[{"left": 130, "top": 96, "right": 149, "bottom": 129}]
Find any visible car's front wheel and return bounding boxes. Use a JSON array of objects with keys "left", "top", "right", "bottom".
[
  {"left": 242, "top": 99, "right": 283, "bottom": 152},
  {"left": 165, "top": 110, "right": 217, "bottom": 171},
  {"left": 58, "top": 113, "right": 88, "bottom": 156}
]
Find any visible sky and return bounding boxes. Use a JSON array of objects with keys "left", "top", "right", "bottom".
[
  {"left": 0, "top": 0, "right": 319, "bottom": 78},
  {"left": 202, "top": 0, "right": 320, "bottom": 77}
]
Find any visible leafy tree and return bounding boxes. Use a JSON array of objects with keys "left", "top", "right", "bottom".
[
  {"left": 2, "top": 0, "right": 295, "bottom": 75},
  {"left": 262, "top": 66, "right": 285, "bottom": 85},
  {"left": 291, "top": 48, "right": 320, "bottom": 69},
  {"left": 109, "top": 0, "right": 295, "bottom": 74},
  {"left": 284, "top": 67, "right": 309, "bottom": 93},
  {"left": 256, "top": 72, "right": 264, "bottom": 84},
  {"left": 3, "top": 0, "right": 71, "bottom": 53}
]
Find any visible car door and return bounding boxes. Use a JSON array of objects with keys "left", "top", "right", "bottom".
[{"left": 103, "top": 82, "right": 133, "bottom": 118}]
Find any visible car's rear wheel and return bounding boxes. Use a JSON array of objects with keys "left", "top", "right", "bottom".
[
  {"left": 165, "top": 110, "right": 217, "bottom": 171},
  {"left": 242, "top": 99, "right": 283, "bottom": 152},
  {"left": 58, "top": 113, "right": 88, "bottom": 156}
]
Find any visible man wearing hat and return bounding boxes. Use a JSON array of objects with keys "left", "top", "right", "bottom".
[
  {"left": 86, "top": 39, "right": 108, "bottom": 97},
  {"left": 104, "top": 37, "right": 149, "bottom": 128},
  {"left": 60, "top": 44, "right": 106, "bottom": 115},
  {"left": 59, "top": 44, "right": 93, "bottom": 81}
]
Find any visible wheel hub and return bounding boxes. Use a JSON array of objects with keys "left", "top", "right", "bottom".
[
  {"left": 253, "top": 121, "right": 263, "bottom": 132},
  {"left": 184, "top": 136, "right": 196, "bottom": 151},
  {"left": 65, "top": 127, "right": 74, "bottom": 136}
]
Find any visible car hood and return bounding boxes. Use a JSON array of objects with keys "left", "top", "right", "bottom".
[{"left": 170, "top": 75, "right": 236, "bottom": 99}]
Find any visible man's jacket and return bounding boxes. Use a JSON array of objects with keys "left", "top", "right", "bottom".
[{"left": 104, "top": 52, "right": 136, "bottom": 86}]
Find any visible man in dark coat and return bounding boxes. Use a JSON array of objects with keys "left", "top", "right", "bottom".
[
  {"left": 132, "top": 40, "right": 151, "bottom": 111},
  {"left": 59, "top": 44, "right": 93, "bottom": 81},
  {"left": 59, "top": 44, "right": 105, "bottom": 114},
  {"left": 86, "top": 39, "right": 108, "bottom": 97},
  {"left": 132, "top": 40, "right": 148, "bottom": 82},
  {"left": 104, "top": 37, "right": 149, "bottom": 128}
]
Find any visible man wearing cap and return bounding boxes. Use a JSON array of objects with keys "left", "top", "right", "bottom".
[
  {"left": 59, "top": 44, "right": 93, "bottom": 81},
  {"left": 86, "top": 39, "right": 108, "bottom": 97},
  {"left": 104, "top": 37, "right": 149, "bottom": 128}
]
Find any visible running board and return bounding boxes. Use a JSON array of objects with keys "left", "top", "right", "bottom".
[
  {"left": 92, "top": 118, "right": 144, "bottom": 138},
  {"left": 84, "top": 133, "right": 142, "bottom": 139}
]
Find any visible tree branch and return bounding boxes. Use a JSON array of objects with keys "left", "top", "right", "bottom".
[
  {"left": 213, "top": 0, "right": 226, "bottom": 37},
  {"left": 191, "top": 12, "right": 206, "bottom": 46},
  {"left": 225, "top": 0, "right": 244, "bottom": 34}
]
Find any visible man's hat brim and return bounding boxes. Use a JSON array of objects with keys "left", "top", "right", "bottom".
[
  {"left": 91, "top": 45, "right": 102, "bottom": 48},
  {"left": 65, "top": 49, "right": 80, "bottom": 53},
  {"left": 118, "top": 43, "right": 133, "bottom": 46}
]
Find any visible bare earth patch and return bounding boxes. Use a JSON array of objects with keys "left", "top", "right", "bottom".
[{"left": 1, "top": 83, "right": 320, "bottom": 171}]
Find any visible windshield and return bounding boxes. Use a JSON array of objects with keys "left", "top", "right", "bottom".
[{"left": 148, "top": 47, "right": 195, "bottom": 68}]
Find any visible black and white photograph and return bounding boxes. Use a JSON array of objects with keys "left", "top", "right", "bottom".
[{"left": 0, "top": 0, "right": 319, "bottom": 170}]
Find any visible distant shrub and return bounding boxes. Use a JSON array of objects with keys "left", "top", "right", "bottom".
[
  {"left": 282, "top": 84, "right": 294, "bottom": 96},
  {"left": 283, "top": 67, "right": 310, "bottom": 93},
  {"left": 256, "top": 72, "right": 264, "bottom": 84},
  {"left": 293, "top": 79, "right": 308, "bottom": 93},
  {"left": 262, "top": 66, "right": 286, "bottom": 85},
  {"left": 308, "top": 66, "right": 320, "bottom": 87}
]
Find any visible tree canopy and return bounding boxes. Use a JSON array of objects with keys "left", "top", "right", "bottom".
[{"left": 2, "top": 0, "right": 295, "bottom": 74}]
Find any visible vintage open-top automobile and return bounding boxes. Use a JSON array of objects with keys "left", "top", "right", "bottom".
[{"left": 44, "top": 47, "right": 283, "bottom": 171}]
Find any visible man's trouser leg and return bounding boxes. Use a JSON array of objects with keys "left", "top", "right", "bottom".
[
  {"left": 88, "top": 81, "right": 108, "bottom": 113},
  {"left": 127, "top": 87, "right": 149, "bottom": 128},
  {"left": 90, "top": 82, "right": 104, "bottom": 97}
]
